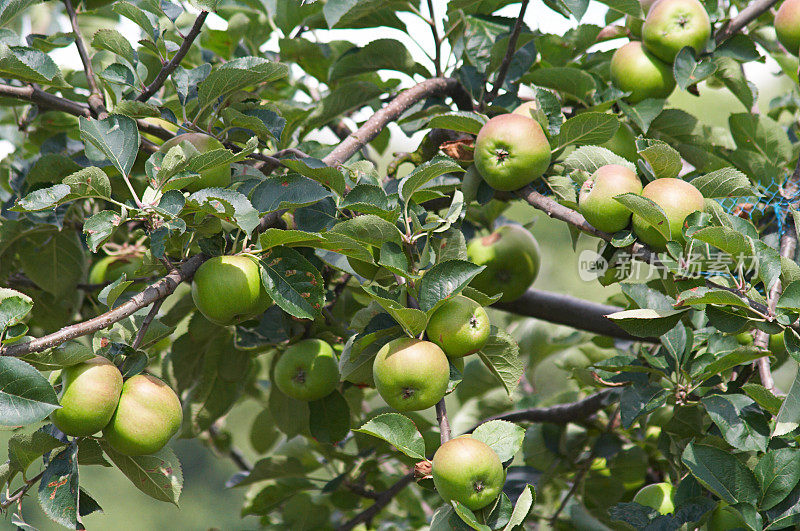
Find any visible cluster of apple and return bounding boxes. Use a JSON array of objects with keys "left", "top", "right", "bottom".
[
  {"left": 612, "top": 0, "right": 711, "bottom": 102},
  {"left": 578, "top": 165, "right": 704, "bottom": 249},
  {"left": 51, "top": 357, "right": 182, "bottom": 456}
]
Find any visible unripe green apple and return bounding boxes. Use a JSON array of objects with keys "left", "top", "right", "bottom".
[
  {"left": 633, "top": 482, "right": 675, "bottom": 514},
  {"left": 426, "top": 295, "right": 491, "bottom": 358},
  {"left": 103, "top": 374, "right": 183, "bottom": 456},
  {"left": 51, "top": 356, "right": 123, "bottom": 437},
  {"left": 735, "top": 331, "right": 754, "bottom": 345},
  {"left": 372, "top": 338, "right": 449, "bottom": 411},
  {"left": 511, "top": 100, "right": 540, "bottom": 118},
  {"left": 610, "top": 41, "right": 676, "bottom": 103},
  {"left": 274, "top": 339, "right": 340, "bottom": 401},
  {"left": 467, "top": 224, "right": 540, "bottom": 302},
  {"left": 191, "top": 255, "right": 272, "bottom": 326},
  {"left": 578, "top": 164, "right": 643, "bottom": 233},
  {"left": 474, "top": 114, "right": 551, "bottom": 191},
  {"left": 626, "top": 0, "right": 660, "bottom": 38},
  {"left": 642, "top": 0, "right": 711, "bottom": 62},
  {"left": 776, "top": 0, "right": 800, "bottom": 55},
  {"left": 88, "top": 255, "right": 143, "bottom": 285},
  {"left": 142, "top": 117, "right": 179, "bottom": 144},
  {"left": 599, "top": 122, "right": 638, "bottom": 162},
  {"left": 159, "top": 133, "right": 230, "bottom": 192},
  {"left": 432, "top": 437, "right": 506, "bottom": 511},
  {"left": 632, "top": 178, "right": 704, "bottom": 250},
  {"left": 707, "top": 502, "right": 747, "bottom": 531}
]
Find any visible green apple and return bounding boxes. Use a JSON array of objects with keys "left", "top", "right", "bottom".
[
  {"left": 578, "top": 164, "right": 643, "bottom": 233},
  {"left": 467, "top": 224, "right": 540, "bottom": 302},
  {"left": 633, "top": 482, "right": 674, "bottom": 514},
  {"left": 142, "top": 117, "right": 179, "bottom": 144},
  {"left": 776, "top": 0, "right": 800, "bottom": 55},
  {"left": 103, "top": 374, "right": 183, "bottom": 456},
  {"left": 51, "top": 356, "right": 123, "bottom": 437},
  {"left": 707, "top": 502, "right": 747, "bottom": 531},
  {"left": 642, "top": 0, "right": 711, "bottom": 62},
  {"left": 432, "top": 437, "right": 506, "bottom": 511},
  {"left": 735, "top": 331, "right": 754, "bottom": 345},
  {"left": 770, "top": 331, "right": 788, "bottom": 364},
  {"left": 274, "top": 339, "right": 340, "bottom": 401},
  {"left": 610, "top": 41, "right": 676, "bottom": 103},
  {"left": 632, "top": 178, "right": 704, "bottom": 250},
  {"left": 474, "top": 113, "right": 551, "bottom": 191},
  {"left": 372, "top": 338, "right": 449, "bottom": 411},
  {"left": 426, "top": 295, "right": 491, "bottom": 358},
  {"left": 191, "top": 255, "right": 272, "bottom": 326},
  {"left": 88, "top": 255, "right": 143, "bottom": 285},
  {"left": 159, "top": 133, "right": 230, "bottom": 192},
  {"left": 599, "top": 122, "right": 638, "bottom": 162}
]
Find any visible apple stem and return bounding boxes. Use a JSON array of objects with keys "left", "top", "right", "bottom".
[{"left": 435, "top": 398, "right": 451, "bottom": 444}]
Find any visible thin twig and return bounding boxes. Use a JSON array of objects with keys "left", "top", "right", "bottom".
[
  {"left": 335, "top": 472, "right": 415, "bottom": 531},
  {"left": 426, "top": 0, "right": 442, "bottom": 77},
  {"left": 131, "top": 299, "right": 164, "bottom": 350},
  {"left": 137, "top": 12, "right": 208, "bottom": 102},
  {"left": 435, "top": 398, "right": 451, "bottom": 444},
  {"left": 1, "top": 471, "right": 44, "bottom": 509},
  {"left": 207, "top": 424, "right": 253, "bottom": 472},
  {"left": 485, "top": 0, "right": 529, "bottom": 103},
  {"left": 63, "top": 0, "right": 106, "bottom": 118}
]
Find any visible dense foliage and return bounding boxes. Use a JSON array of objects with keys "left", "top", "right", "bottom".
[{"left": 1, "top": 0, "right": 800, "bottom": 529}]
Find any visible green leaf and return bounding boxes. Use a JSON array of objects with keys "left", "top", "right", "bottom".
[
  {"left": 309, "top": 390, "right": 350, "bottom": 444},
  {"left": 527, "top": 67, "right": 595, "bottom": 103},
  {"left": 427, "top": 111, "right": 488, "bottom": 135},
  {"left": 618, "top": 98, "right": 665, "bottom": 134},
  {"left": 18, "top": 229, "right": 86, "bottom": 297},
  {"left": 250, "top": 173, "right": 332, "bottom": 214},
  {"left": 323, "top": 0, "right": 410, "bottom": 29},
  {"left": 0, "top": 0, "right": 41, "bottom": 28},
  {"left": 221, "top": 107, "right": 284, "bottom": 143},
  {"left": 692, "top": 225, "right": 755, "bottom": 259},
  {"left": 101, "top": 443, "right": 183, "bottom": 505},
  {"left": 0, "top": 287, "right": 32, "bottom": 332},
  {"left": 329, "top": 38, "right": 428, "bottom": 81},
  {"left": 503, "top": 485, "right": 536, "bottom": 531},
  {"left": 605, "top": 308, "right": 686, "bottom": 337},
  {"left": 84, "top": 210, "right": 124, "bottom": 252},
  {"left": 0, "top": 44, "right": 67, "bottom": 86},
  {"left": 690, "top": 167, "right": 755, "bottom": 198},
  {"left": 258, "top": 247, "right": 325, "bottom": 320},
  {"left": 729, "top": 113, "right": 792, "bottom": 164},
  {"left": 18, "top": 340, "right": 94, "bottom": 371},
  {"left": 777, "top": 280, "right": 800, "bottom": 311},
  {"left": 755, "top": 448, "right": 800, "bottom": 511},
  {"left": 98, "top": 274, "right": 133, "bottom": 308},
  {"left": 693, "top": 347, "right": 765, "bottom": 383},
  {"left": 563, "top": 145, "right": 636, "bottom": 174},
  {"left": 12, "top": 184, "right": 71, "bottom": 212},
  {"left": 354, "top": 413, "right": 425, "bottom": 460},
  {"left": 477, "top": 326, "right": 523, "bottom": 396},
  {"left": 329, "top": 215, "right": 403, "bottom": 247},
  {"left": 701, "top": 394, "right": 769, "bottom": 452},
  {"left": 281, "top": 158, "right": 346, "bottom": 196},
  {"left": 399, "top": 156, "right": 464, "bottom": 203},
  {"left": 418, "top": 260, "right": 484, "bottom": 313},
  {"left": 614, "top": 192, "right": 672, "bottom": 241},
  {"left": 673, "top": 47, "right": 717, "bottom": 90},
  {"left": 681, "top": 442, "right": 759, "bottom": 505},
  {"left": 0, "top": 357, "right": 59, "bottom": 426},
  {"left": 197, "top": 57, "right": 288, "bottom": 111},
  {"left": 37, "top": 443, "right": 79, "bottom": 528},
  {"left": 742, "top": 383, "right": 783, "bottom": 416},
  {"left": 186, "top": 187, "right": 260, "bottom": 234},
  {"left": 638, "top": 141, "right": 682, "bottom": 180},
  {"left": 91, "top": 29, "right": 136, "bottom": 64},
  {"left": 227, "top": 456, "right": 306, "bottom": 488},
  {"left": 471, "top": 420, "right": 525, "bottom": 462},
  {"left": 361, "top": 286, "right": 427, "bottom": 337},
  {"left": 113, "top": 100, "right": 160, "bottom": 119},
  {"left": 268, "top": 385, "right": 309, "bottom": 438},
  {"left": 9, "top": 428, "right": 65, "bottom": 474},
  {"left": 675, "top": 287, "right": 750, "bottom": 308},
  {"left": 79, "top": 115, "right": 140, "bottom": 178},
  {"left": 63, "top": 166, "right": 112, "bottom": 200},
  {"left": 620, "top": 383, "right": 669, "bottom": 428},
  {"left": 451, "top": 500, "right": 491, "bottom": 531},
  {"left": 774, "top": 369, "right": 800, "bottom": 437},
  {"left": 552, "top": 112, "right": 619, "bottom": 151}
]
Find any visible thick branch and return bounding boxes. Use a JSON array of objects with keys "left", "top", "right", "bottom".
[
  {"left": 322, "top": 77, "right": 470, "bottom": 166},
  {"left": 485, "top": 0, "right": 529, "bottom": 102},
  {"left": 472, "top": 389, "right": 617, "bottom": 428},
  {"left": 137, "top": 12, "right": 208, "bottom": 102},
  {"left": 335, "top": 472, "right": 415, "bottom": 531},
  {"left": 495, "top": 289, "right": 657, "bottom": 343},
  {"left": 715, "top": 0, "right": 781, "bottom": 44},
  {"left": 1, "top": 254, "right": 206, "bottom": 357},
  {"left": 0, "top": 83, "right": 90, "bottom": 117},
  {"left": 63, "top": 0, "right": 106, "bottom": 118}
]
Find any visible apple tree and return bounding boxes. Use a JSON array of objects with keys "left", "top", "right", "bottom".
[{"left": 1, "top": 0, "right": 800, "bottom": 529}]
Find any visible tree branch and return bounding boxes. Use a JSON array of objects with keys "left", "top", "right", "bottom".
[
  {"left": 0, "top": 83, "right": 90, "bottom": 117},
  {"left": 63, "top": 0, "right": 106, "bottom": 118},
  {"left": 471, "top": 389, "right": 617, "bottom": 429},
  {"left": 426, "top": 0, "right": 443, "bottom": 77},
  {"left": 485, "top": 0, "right": 529, "bottom": 103},
  {"left": 322, "top": 77, "right": 470, "bottom": 166},
  {"left": 131, "top": 299, "right": 164, "bottom": 350},
  {"left": 435, "top": 398, "right": 451, "bottom": 444},
  {"left": 715, "top": 0, "right": 781, "bottom": 44},
  {"left": 137, "top": 12, "right": 208, "bottom": 102},
  {"left": 495, "top": 289, "right": 658, "bottom": 343},
  {"left": 335, "top": 472, "right": 415, "bottom": 531}
]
